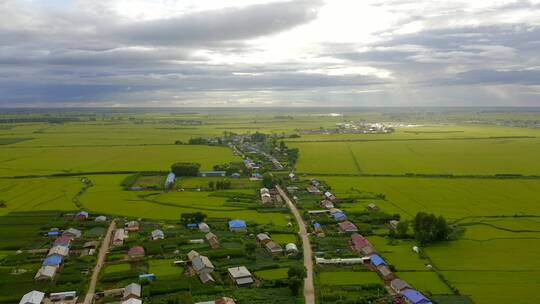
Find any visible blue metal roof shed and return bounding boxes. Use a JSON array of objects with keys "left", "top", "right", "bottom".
[
  {"left": 369, "top": 254, "right": 387, "bottom": 267},
  {"left": 43, "top": 255, "right": 62, "bottom": 266},
  {"left": 313, "top": 223, "right": 321, "bottom": 229},
  {"left": 401, "top": 289, "right": 432, "bottom": 304},
  {"left": 333, "top": 212, "right": 347, "bottom": 221},
  {"left": 229, "top": 219, "right": 246, "bottom": 228}
]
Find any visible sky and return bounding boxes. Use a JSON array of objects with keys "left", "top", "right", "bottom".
[{"left": 1, "top": 0, "right": 540, "bottom": 107}]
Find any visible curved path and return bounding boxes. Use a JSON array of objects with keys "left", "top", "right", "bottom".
[
  {"left": 84, "top": 219, "right": 116, "bottom": 304},
  {"left": 276, "top": 185, "right": 315, "bottom": 304}
]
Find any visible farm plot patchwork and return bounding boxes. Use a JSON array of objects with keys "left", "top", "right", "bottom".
[
  {"left": 0, "top": 144, "right": 238, "bottom": 177},
  {"left": 80, "top": 175, "right": 290, "bottom": 227},
  {"left": 291, "top": 137, "right": 540, "bottom": 175}
]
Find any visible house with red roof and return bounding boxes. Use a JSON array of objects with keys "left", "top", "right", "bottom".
[{"left": 128, "top": 246, "right": 145, "bottom": 258}]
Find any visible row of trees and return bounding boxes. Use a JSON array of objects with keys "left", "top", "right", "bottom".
[
  {"left": 171, "top": 162, "right": 200, "bottom": 176},
  {"left": 208, "top": 180, "right": 231, "bottom": 190}
]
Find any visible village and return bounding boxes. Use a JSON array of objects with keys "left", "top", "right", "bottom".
[{"left": 12, "top": 132, "right": 437, "bottom": 304}]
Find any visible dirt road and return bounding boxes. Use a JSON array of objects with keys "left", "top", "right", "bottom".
[
  {"left": 276, "top": 186, "right": 315, "bottom": 304},
  {"left": 83, "top": 219, "right": 116, "bottom": 304}
]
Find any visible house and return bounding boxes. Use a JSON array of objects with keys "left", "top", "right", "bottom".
[
  {"left": 42, "top": 255, "right": 62, "bottom": 267},
  {"left": 261, "top": 192, "right": 273, "bottom": 206},
  {"left": 95, "top": 215, "right": 107, "bottom": 222},
  {"left": 350, "top": 233, "right": 374, "bottom": 254},
  {"left": 122, "top": 299, "right": 142, "bottom": 304},
  {"left": 49, "top": 291, "right": 76, "bottom": 302},
  {"left": 205, "top": 232, "right": 220, "bottom": 249},
  {"left": 113, "top": 228, "right": 127, "bottom": 246},
  {"left": 285, "top": 243, "right": 298, "bottom": 255},
  {"left": 47, "top": 231, "right": 60, "bottom": 237},
  {"left": 192, "top": 255, "right": 215, "bottom": 275},
  {"left": 165, "top": 172, "right": 176, "bottom": 188},
  {"left": 228, "top": 266, "right": 254, "bottom": 288},
  {"left": 128, "top": 246, "right": 145, "bottom": 258},
  {"left": 231, "top": 173, "right": 241, "bottom": 178},
  {"left": 376, "top": 264, "right": 394, "bottom": 280},
  {"left": 125, "top": 221, "right": 140, "bottom": 232},
  {"left": 187, "top": 250, "right": 201, "bottom": 260},
  {"left": 324, "top": 191, "right": 337, "bottom": 201},
  {"left": 367, "top": 203, "right": 379, "bottom": 211},
  {"left": 35, "top": 266, "right": 57, "bottom": 280},
  {"left": 307, "top": 185, "right": 321, "bottom": 194},
  {"left": 256, "top": 233, "right": 271, "bottom": 244},
  {"left": 316, "top": 257, "right": 364, "bottom": 265},
  {"left": 288, "top": 172, "right": 296, "bottom": 180},
  {"left": 19, "top": 290, "right": 45, "bottom": 304},
  {"left": 75, "top": 211, "right": 89, "bottom": 221},
  {"left": 48, "top": 245, "right": 69, "bottom": 257},
  {"left": 123, "top": 283, "right": 141, "bottom": 300},
  {"left": 198, "top": 222, "right": 211, "bottom": 233},
  {"left": 338, "top": 221, "right": 358, "bottom": 233},
  {"left": 228, "top": 220, "right": 247, "bottom": 232},
  {"left": 369, "top": 254, "right": 387, "bottom": 267},
  {"left": 250, "top": 173, "right": 262, "bottom": 180},
  {"left": 198, "top": 171, "right": 226, "bottom": 177},
  {"left": 332, "top": 211, "right": 347, "bottom": 221},
  {"left": 264, "top": 241, "right": 283, "bottom": 254},
  {"left": 389, "top": 220, "right": 399, "bottom": 230},
  {"left": 320, "top": 199, "right": 334, "bottom": 209},
  {"left": 139, "top": 273, "right": 156, "bottom": 281},
  {"left": 390, "top": 279, "right": 411, "bottom": 293},
  {"left": 310, "top": 179, "right": 321, "bottom": 187},
  {"left": 54, "top": 235, "right": 71, "bottom": 246},
  {"left": 195, "top": 297, "right": 236, "bottom": 304},
  {"left": 400, "top": 289, "right": 433, "bottom": 304},
  {"left": 151, "top": 229, "right": 164, "bottom": 240},
  {"left": 62, "top": 228, "right": 82, "bottom": 239},
  {"left": 313, "top": 223, "right": 323, "bottom": 233}
]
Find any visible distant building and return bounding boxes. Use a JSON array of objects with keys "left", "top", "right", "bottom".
[
  {"left": 95, "top": 215, "right": 107, "bottom": 222},
  {"left": 198, "top": 171, "right": 226, "bottom": 177},
  {"left": 228, "top": 266, "right": 253, "bottom": 288},
  {"left": 332, "top": 211, "right": 347, "bottom": 221},
  {"left": 122, "top": 298, "right": 142, "bottom": 304},
  {"left": 42, "top": 255, "right": 62, "bottom": 267},
  {"left": 376, "top": 264, "right": 394, "bottom": 280},
  {"left": 389, "top": 220, "right": 399, "bottom": 230},
  {"left": 256, "top": 233, "right": 271, "bottom": 244},
  {"left": 123, "top": 283, "right": 141, "bottom": 300},
  {"left": 113, "top": 228, "right": 127, "bottom": 246},
  {"left": 165, "top": 172, "right": 176, "bottom": 188},
  {"left": 35, "top": 266, "right": 56, "bottom": 281},
  {"left": 285, "top": 243, "right": 298, "bottom": 255},
  {"left": 198, "top": 222, "right": 211, "bottom": 233},
  {"left": 320, "top": 199, "right": 334, "bottom": 209},
  {"left": 151, "top": 229, "right": 164, "bottom": 240},
  {"left": 19, "top": 290, "right": 45, "bottom": 304},
  {"left": 390, "top": 279, "right": 411, "bottom": 293},
  {"left": 228, "top": 220, "right": 247, "bottom": 232},
  {"left": 125, "top": 221, "right": 140, "bottom": 232},
  {"left": 205, "top": 232, "right": 220, "bottom": 249},
  {"left": 367, "top": 203, "right": 379, "bottom": 211},
  {"left": 338, "top": 221, "right": 358, "bottom": 233},
  {"left": 54, "top": 235, "right": 71, "bottom": 247},
  {"left": 47, "top": 245, "right": 69, "bottom": 258},
  {"left": 75, "top": 211, "right": 89, "bottom": 221},
  {"left": 316, "top": 257, "right": 364, "bottom": 265},
  {"left": 62, "top": 228, "right": 82, "bottom": 239},
  {"left": 128, "top": 246, "right": 145, "bottom": 258},
  {"left": 400, "top": 289, "right": 433, "bottom": 304},
  {"left": 350, "top": 233, "right": 375, "bottom": 256},
  {"left": 49, "top": 291, "right": 76, "bottom": 302},
  {"left": 264, "top": 241, "right": 283, "bottom": 254},
  {"left": 369, "top": 254, "right": 387, "bottom": 267}
]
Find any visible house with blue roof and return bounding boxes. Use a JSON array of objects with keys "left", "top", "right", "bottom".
[
  {"left": 369, "top": 254, "right": 387, "bottom": 267},
  {"left": 332, "top": 212, "right": 347, "bottom": 221},
  {"left": 165, "top": 172, "right": 176, "bottom": 188},
  {"left": 139, "top": 273, "right": 156, "bottom": 281},
  {"left": 400, "top": 289, "right": 432, "bottom": 304},
  {"left": 75, "top": 211, "right": 88, "bottom": 221},
  {"left": 42, "top": 255, "right": 62, "bottom": 267},
  {"left": 47, "top": 231, "right": 60, "bottom": 237},
  {"left": 229, "top": 220, "right": 247, "bottom": 232}
]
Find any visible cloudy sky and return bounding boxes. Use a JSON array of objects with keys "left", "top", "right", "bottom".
[{"left": 1, "top": 0, "right": 540, "bottom": 107}]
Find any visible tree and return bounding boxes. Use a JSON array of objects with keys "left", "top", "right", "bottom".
[
  {"left": 396, "top": 220, "right": 410, "bottom": 238},
  {"left": 262, "top": 173, "right": 275, "bottom": 188},
  {"left": 208, "top": 181, "right": 215, "bottom": 190},
  {"left": 171, "top": 162, "right": 201, "bottom": 176},
  {"left": 180, "top": 212, "right": 207, "bottom": 224},
  {"left": 288, "top": 265, "right": 307, "bottom": 279},
  {"left": 412, "top": 212, "right": 451, "bottom": 244},
  {"left": 288, "top": 277, "right": 302, "bottom": 295}
]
